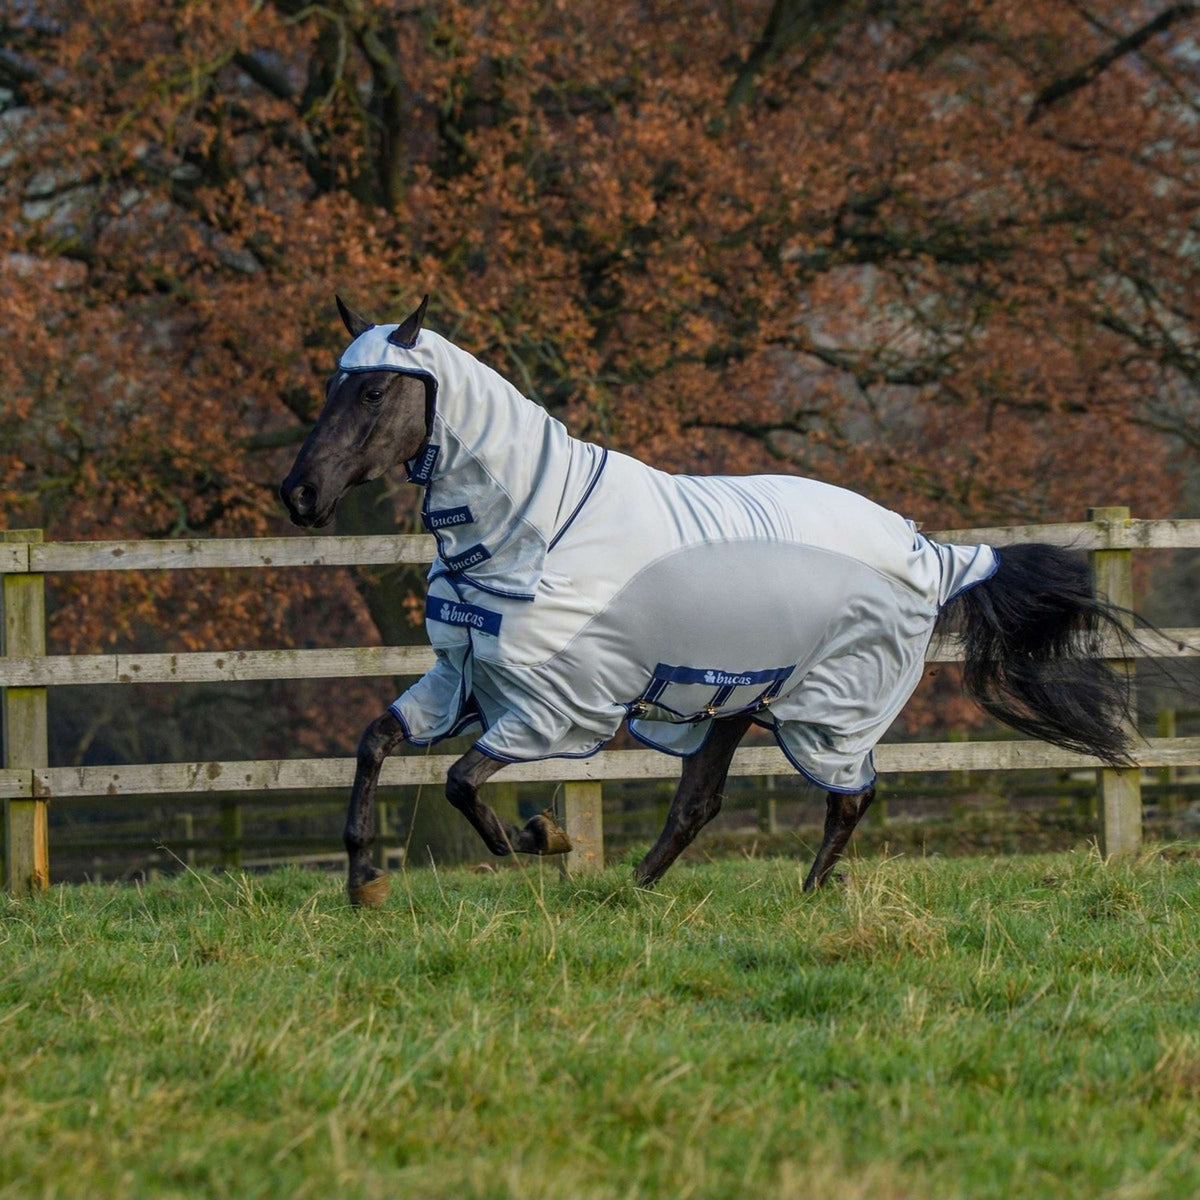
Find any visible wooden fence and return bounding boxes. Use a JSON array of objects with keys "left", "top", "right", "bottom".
[{"left": 4, "top": 507, "right": 1200, "bottom": 895}]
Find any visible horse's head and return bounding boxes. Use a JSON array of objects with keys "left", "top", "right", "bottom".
[{"left": 280, "top": 295, "right": 431, "bottom": 528}]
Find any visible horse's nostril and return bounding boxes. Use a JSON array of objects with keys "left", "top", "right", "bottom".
[{"left": 288, "top": 483, "right": 318, "bottom": 517}]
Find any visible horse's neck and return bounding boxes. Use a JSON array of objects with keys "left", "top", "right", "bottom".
[
  {"left": 428, "top": 337, "right": 559, "bottom": 490},
  {"left": 420, "top": 336, "right": 604, "bottom": 592}
]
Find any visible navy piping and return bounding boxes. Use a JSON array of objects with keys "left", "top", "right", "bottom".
[
  {"left": 626, "top": 719, "right": 715, "bottom": 759},
  {"left": 388, "top": 704, "right": 413, "bottom": 740},
  {"left": 472, "top": 739, "right": 606, "bottom": 765},
  {"left": 629, "top": 706, "right": 875, "bottom": 793},
  {"left": 547, "top": 447, "right": 609, "bottom": 552},
  {"left": 457, "top": 574, "right": 537, "bottom": 602},
  {"left": 334, "top": 363, "right": 439, "bottom": 480},
  {"left": 767, "top": 717, "right": 877, "bottom": 794},
  {"left": 932, "top": 540, "right": 1001, "bottom": 610},
  {"left": 427, "top": 562, "right": 537, "bottom": 602},
  {"left": 389, "top": 684, "right": 482, "bottom": 747}
]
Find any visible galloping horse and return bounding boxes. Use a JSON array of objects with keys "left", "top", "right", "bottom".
[{"left": 282, "top": 297, "right": 1134, "bottom": 907}]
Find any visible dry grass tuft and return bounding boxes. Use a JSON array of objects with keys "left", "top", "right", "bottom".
[{"left": 816, "top": 862, "right": 950, "bottom": 962}]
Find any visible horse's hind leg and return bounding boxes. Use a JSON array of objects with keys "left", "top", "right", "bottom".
[
  {"left": 445, "top": 748, "right": 573, "bottom": 857},
  {"left": 346, "top": 710, "right": 406, "bottom": 907},
  {"left": 802, "top": 785, "right": 875, "bottom": 892},
  {"left": 633, "top": 711, "right": 755, "bottom": 888}
]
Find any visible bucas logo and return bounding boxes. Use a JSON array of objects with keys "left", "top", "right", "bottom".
[
  {"left": 440, "top": 601, "right": 485, "bottom": 630},
  {"left": 428, "top": 506, "right": 472, "bottom": 529},
  {"left": 703, "top": 670, "right": 754, "bottom": 686}
]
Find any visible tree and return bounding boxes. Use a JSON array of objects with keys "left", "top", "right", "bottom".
[{"left": 2, "top": 0, "right": 1198, "bottom": 756}]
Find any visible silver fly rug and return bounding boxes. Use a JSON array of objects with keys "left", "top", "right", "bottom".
[{"left": 339, "top": 325, "right": 997, "bottom": 794}]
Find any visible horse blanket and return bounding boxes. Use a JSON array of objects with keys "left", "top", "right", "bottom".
[{"left": 339, "top": 326, "right": 998, "bottom": 792}]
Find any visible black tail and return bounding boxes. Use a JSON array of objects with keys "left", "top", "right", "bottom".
[{"left": 938, "top": 543, "right": 1136, "bottom": 766}]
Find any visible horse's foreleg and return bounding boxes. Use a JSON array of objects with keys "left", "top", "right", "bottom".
[
  {"left": 633, "top": 712, "right": 754, "bottom": 888},
  {"left": 446, "top": 748, "right": 572, "bottom": 856},
  {"left": 346, "top": 710, "right": 406, "bottom": 907},
  {"left": 802, "top": 785, "right": 876, "bottom": 892}
]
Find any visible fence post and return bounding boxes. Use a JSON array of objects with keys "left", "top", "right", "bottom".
[
  {"left": 560, "top": 781, "right": 603, "bottom": 875},
  {"left": 2, "top": 529, "right": 50, "bottom": 896},
  {"left": 1156, "top": 708, "right": 1177, "bottom": 816},
  {"left": 219, "top": 799, "right": 242, "bottom": 870},
  {"left": 1088, "top": 506, "right": 1141, "bottom": 858},
  {"left": 757, "top": 775, "right": 778, "bottom": 834}
]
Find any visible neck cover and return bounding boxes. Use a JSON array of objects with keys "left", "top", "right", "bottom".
[
  {"left": 343, "top": 326, "right": 997, "bottom": 793},
  {"left": 340, "top": 326, "right": 605, "bottom": 600}
]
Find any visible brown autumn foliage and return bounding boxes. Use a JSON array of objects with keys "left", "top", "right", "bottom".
[{"left": 2, "top": 0, "right": 1199, "bottom": 750}]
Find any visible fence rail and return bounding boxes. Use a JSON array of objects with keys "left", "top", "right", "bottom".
[{"left": 3, "top": 508, "right": 1199, "bottom": 894}]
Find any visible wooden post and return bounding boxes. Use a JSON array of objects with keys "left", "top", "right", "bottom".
[
  {"left": 371, "top": 797, "right": 390, "bottom": 871},
  {"left": 867, "top": 777, "right": 887, "bottom": 826},
  {"left": 179, "top": 811, "right": 196, "bottom": 867},
  {"left": 1156, "top": 708, "right": 1177, "bottom": 817},
  {"left": 1088, "top": 506, "right": 1141, "bottom": 858},
  {"left": 2, "top": 530, "right": 50, "bottom": 896},
  {"left": 560, "top": 781, "right": 603, "bottom": 875},
  {"left": 757, "top": 775, "right": 778, "bottom": 834},
  {"left": 219, "top": 799, "right": 242, "bottom": 869}
]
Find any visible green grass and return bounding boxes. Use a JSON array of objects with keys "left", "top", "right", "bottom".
[{"left": 3, "top": 849, "right": 1200, "bottom": 1199}]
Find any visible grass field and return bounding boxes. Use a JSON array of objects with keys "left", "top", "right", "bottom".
[{"left": 3, "top": 849, "right": 1200, "bottom": 1199}]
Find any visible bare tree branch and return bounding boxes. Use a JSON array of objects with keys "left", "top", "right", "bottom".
[
  {"left": 726, "top": 0, "right": 854, "bottom": 110},
  {"left": 1027, "top": 4, "right": 1197, "bottom": 124}
]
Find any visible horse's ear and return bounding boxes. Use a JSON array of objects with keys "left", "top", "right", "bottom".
[
  {"left": 388, "top": 294, "right": 429, "bottom": 349},
  {"left": 336, "top": 295, "right": 375, "bottom": 339}
]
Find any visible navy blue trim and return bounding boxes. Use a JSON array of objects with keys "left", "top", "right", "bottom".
[
  {"left": 472, "top": 738, "right": 606, "bottom": 765},
  {"left": 632, "top": 693, "right": 774, "bottom": 724},
  {"left": 445, "top": 708, "right": 484, "bottom": 739},
  {"left": 388, "top": 702, "right": 413, "bottom": 740},
  {"left": 387, "top": 326, "right": 420, "bottom": 350},
  {"left": 649, "top": 663, "right": 795, "bottom": 688},
  {"left": 932, "top": 542, "right": 1000, "bottom": 609},
  {"left": 945, "top": 547, "right": 1000, "bottom": 604},
  {"left": 387, "top": 701, "right": 440, "bottom": 747},
  {"left": 387, "top": 701, "right": 482, "bottom": 747},
  {"left": 634, "top": 663, "right": 797, "bottom": 722},
  {"left": 640, "top": 699, "right": 701, "bottom": 722},
  {"left": 457, "top": 574, "right": 537, "bottom": 602},
  {"left": 627, "top": 719, "right": 714, "bottom": 759},
  {"left": 427, "top": 565, "right": 537, "bottom": 602},
  {"left": 629, "top": 706, "right": 875, "bottom": 793},
  {"left": 547, "top": 448, "right": 609, "bottom": 552},
  {"left": 767, "top": 719, "right": 877, "bottom": 794},
  {"left": 334, "top": 364, "right": 439, "bottom": 480}
]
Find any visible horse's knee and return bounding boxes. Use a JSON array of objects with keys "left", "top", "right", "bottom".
[
  {"left": 676, "top": 780, "right": 722, "bottom": 829},
  {"left": 357, "top": 711, "right": 402, "bottom": 770},
  {"left": 829, "top": 785, "right": 873, "bottom": 832},
  {"left": 445, "top": 760, "right": 475, "bottom": 813},
  {"left": 844, "top": 786, "right": 874, "bottom": 826}
]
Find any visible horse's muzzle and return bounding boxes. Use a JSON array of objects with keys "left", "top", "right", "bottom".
[{"left": 280, "top": 480, "right": 323, "bottom": 526}]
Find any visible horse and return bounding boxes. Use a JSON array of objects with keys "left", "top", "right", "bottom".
[{"left": 281, "top": 295, "right": 1135, "bottom": 908}]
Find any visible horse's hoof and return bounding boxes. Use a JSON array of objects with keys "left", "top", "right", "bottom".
[
  {"left": 531, "top": 809, "right": 572, "bottom": 855},
  {"left": 348, "top": 871, "right": 390, "bottom": 908}
]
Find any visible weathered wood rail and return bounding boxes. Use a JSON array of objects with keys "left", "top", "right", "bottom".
[{"left": 4, "top": 508, "right": 1200, "bottom": 894}]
